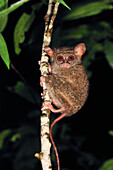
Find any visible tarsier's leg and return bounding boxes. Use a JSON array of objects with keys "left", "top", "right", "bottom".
[
  {"left": 41, "top": 94, "right": 60, "bottom": 107},
  {"left": 41, "top": 92, "right": 61, "bottom": 108},
  {"left": 52, "top": 98, "right": 61, "bottom": 108},
  {"left": 40, "top": 69, "right": 66, "bottom": 112},
  {"left": 41, "top": 101, "right": 67, "bottom": 113}
]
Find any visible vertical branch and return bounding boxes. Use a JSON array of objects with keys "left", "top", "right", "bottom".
[{"left": 35, "top": 1, "right": 60, "bottom": 170}]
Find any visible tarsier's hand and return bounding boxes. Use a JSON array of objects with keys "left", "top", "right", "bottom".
[{"left": 40, "top": 76, "right": 45, "bottom": 87}]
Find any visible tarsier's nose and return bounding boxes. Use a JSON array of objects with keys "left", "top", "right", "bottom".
[{"left": 65, "top": 59, "right": 70, "bottom": 64}]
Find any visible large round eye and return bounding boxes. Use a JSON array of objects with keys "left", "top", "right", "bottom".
[
  {"left": 57, "top": 55, "right": 64, "bottom": 61},
  {"left": 68, "top": 55, "right": 74, "bottom": 61}
]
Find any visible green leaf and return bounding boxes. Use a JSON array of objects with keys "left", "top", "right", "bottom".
[
  {"left": 13, "top": 135, "right": 38, "bottom": 170},
  {"left": 14, "top": 2, "right": 43, "bottom": 54},
  {"left": 14, "top": 11, "right": 35, "bottom": 54},
  {"left": 83, "top": 43, "right": 103, "bottom": 68},
  {"left": 56, "top": 0, "right": 71, "bottom": 10},
  {"left": 0, "top": 129, "right": 11, "bottom": 149},
  {"left": 0, "top": 0, "right": 8, "bottom": 32},
  {"left": 0, "top": 0, "right": 29, "bottom": 17},
  {"left": 99, "top": 21, "right": 111, "bottom": 30},
  {"left": 27, "top": 3, "right": 44, "bottom": 45},
  {"left": 10, "top": 133, "right": 21, "bottom": 142},
  {"left": 0, "top": 0, "right": 8, "bottom": 10},
  {"left": 99, "top": 158, "right": 113, "bottom": 170},
  {"left": 104, "top": 40, "right": 113, "bottom": 69},
  {"left": 108, "top": 130, "right": 113, "bottom": 136},
  {"left": 62, "top": 25, "right": 89, "bottom": 40},
  {"left": 0, "top": 33, "right": 10, "bottom": 69},
  {"left": 0, "top": 14, "right": 8, "bottom": 32},
  {"left": 7, "top": 81, "right": 40, "bottom": 104},
  {"left": 64, "top": 1, "right": 113, "bottom": 20}
]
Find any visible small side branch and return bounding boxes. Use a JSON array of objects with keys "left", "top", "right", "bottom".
[{"left": 35, "top": 1, "right": 60, "bottom": 170}]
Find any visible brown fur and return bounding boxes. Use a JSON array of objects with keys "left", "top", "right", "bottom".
[{"left": 45, "top": 44, "right": 89, "bottom": 116}]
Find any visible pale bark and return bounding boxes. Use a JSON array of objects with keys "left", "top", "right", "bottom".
[{"left": 35, "top": 1, "right": 60, "bottom": 170}]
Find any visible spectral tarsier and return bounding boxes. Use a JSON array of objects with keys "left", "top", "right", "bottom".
[{"left": 40, "top": 43, "right": 89, "bottom": 170}]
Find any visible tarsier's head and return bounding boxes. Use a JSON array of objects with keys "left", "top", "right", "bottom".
[{"left": 44, "top": 43, "right": 86, "bottom": 68}]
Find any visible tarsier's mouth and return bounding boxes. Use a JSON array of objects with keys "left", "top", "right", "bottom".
[{"left": 61, "top": 62, "right": 70, "bottom": 68}]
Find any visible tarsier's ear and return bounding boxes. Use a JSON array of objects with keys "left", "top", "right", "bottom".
[
  {"left": 74, "top": 43, "right": 86, "bottom": 60},
  {"left": 44, "top": 46, "right": 54, "bottom": 60}
]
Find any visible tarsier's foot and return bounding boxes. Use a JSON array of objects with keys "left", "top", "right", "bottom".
[
  {"left": 41, "top": 101, "right": 67, "bottom": 113},
  {"left": 40, "top": 76, "right": 45, "bottom": 87}
]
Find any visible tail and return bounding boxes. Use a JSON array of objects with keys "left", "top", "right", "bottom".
[{"left": 49, "top": 112, "right": 67, "bottom": 170}]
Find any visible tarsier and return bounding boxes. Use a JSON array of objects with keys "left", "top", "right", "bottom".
[{"left": 40, "top": 43, "right": 89, "bottom": 170}]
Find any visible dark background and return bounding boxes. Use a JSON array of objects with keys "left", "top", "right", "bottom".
[{"left": 0, "top": 0, "right": 113, "bottom": 169}]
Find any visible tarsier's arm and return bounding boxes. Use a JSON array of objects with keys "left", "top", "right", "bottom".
[{"left": 40, "top": 43, "right": 87, "bottom": 170}]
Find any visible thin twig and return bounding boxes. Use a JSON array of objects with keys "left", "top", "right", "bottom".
[{"left": 35, "top": 1, "right": 60, "bottom": 170}]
